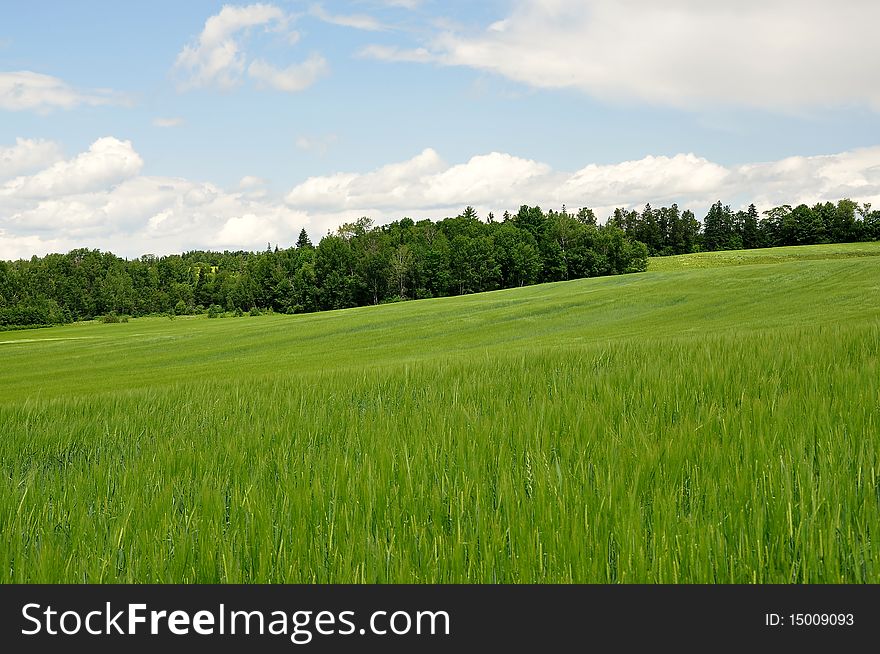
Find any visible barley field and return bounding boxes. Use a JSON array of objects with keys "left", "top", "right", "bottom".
[{"left": 1, "top": 243, "right": 879, "bottom": 582}]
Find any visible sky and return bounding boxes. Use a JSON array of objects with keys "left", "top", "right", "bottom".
[{"left": 1, "top": 0, "right": 879, "bottom": 259}]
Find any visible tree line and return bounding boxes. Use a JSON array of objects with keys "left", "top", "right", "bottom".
[
  {"left": 0, "top": 205, "right": 647, "bottom": 327},
  {"left": 609, "top": 199, "right": 879, "bottom": 256},
  {"left": 2, "top": 199, "right": 877, "bottom": 329}
]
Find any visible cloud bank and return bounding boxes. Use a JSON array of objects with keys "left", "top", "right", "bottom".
[
  {"left": 0, "top": 137, "right": 305, "bottom": 259},
  {"left": 362, "top": 0, "right": 880, "bottom": 111},
  {"left": 2, "top": 137, "right": 880, "bottom": 260}
]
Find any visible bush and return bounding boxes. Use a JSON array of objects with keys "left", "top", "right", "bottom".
[
  {"left": 101, "top": 312, "right": 120, "bottom": 324},
  {"left": 0, "top": 302, "right": 58, "bottom": 328},
  {"left": 248, "top": 307, "right": 262, "bottom": 317},
  {"left": 233, "top": 307, "right": 244, "bottom": 317},
  {"left": 120, "top": 316, "right": 130, "bottom": 323},
  {"left": 207, "top": 304, "right": 223, "bottom": 319}
]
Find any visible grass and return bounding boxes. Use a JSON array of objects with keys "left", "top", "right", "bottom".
[
  {"left": 1, "top": 242, "right": 879, "bottom": 583},
  {"left": 647, "top": 241, "right": 880, "bottom": 272}
]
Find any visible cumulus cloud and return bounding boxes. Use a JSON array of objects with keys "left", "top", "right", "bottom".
[
  {"left": 0, "top": 137, "right": 307, "bottom": 257},
  {"left": 0, "top": 230, "right": 68, "bottom": 261},
  {"left": 239, "top": 175, "right": 266, "bottom": 189},
  {"left": 173, "top": 3, "right": 298, "bottom": 89},
  {"left": 285, "top": 145, "right": 880, "bottom": 235},
  {"left": 423, "top": 152, "right": 551, "bottom": 206},
  {"left": 0, "top": 138, "right": 64, "bottom": 179},
  {"left": 247, "top": 54, "right": 329, "bottom": 92},
  {"left": 362, "top": 0, "right": 880, "bottom": 111},
  {"left": 286, "top": 147, "right": 448, "bottom": 210},
  {"left": 0, "top": 71, "right": 125, "bottom": 112},
  {"left": 1, "top": 137, "right": 142, "bottom": 199},
  {"left": 4, "top": 137, "right": 880, "bottom": 260},
  {"left": 238, "top": 175, "right": 268, "bottom": 198},
  {"left": 558, "top": 154, "right": 731, "bottom": 207},
  {"left": 737, "top": 149, "right": 880, "bottom": 210}
]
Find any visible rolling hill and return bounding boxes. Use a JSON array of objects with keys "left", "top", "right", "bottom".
[{"left": 2, "top": 242, "right": 878, "bottom": 582}]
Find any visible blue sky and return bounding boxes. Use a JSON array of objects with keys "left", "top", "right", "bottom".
[{"left": 2, "top": 0, "right": 879, "bottom": 258}]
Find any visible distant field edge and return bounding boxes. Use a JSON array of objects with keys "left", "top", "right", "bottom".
[{"left": 648, "top": 241, "right": 880, "bottom": 272}]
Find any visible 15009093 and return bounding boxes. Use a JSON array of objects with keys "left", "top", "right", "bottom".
[{"left": 789, "top": 614, "right": 854, "bottom": 627}]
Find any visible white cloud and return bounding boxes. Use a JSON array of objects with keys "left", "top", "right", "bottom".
[
  {"left": 0, "top": 137, "right": 307, "bottom": 257},
  {"left": 0, "top": 230, "right": 68, "bottom": 261},
  {"left": 247, "top": 54, "right": 329, "bottom": 92},
  {"left": 285, "top": 148, "right": 551, "bottom": 214},
  {"left": 310, "top": 4, "right": 388, "bottom": 31},
  {"left": 363, "top": 0, "right": 880, "bottom": 111},
  {"left": 286, "top": 147, "right": 447, "bottom": 210},
  {"left": 0, "top": 138, "right": 64, "bottom": 180},
  {"left": 1, "top": 137, "right": 142, "bottom": 199},
  {"left": 153, "top": 116, "right": 185, "bottom": 128},
  {"left": 174, "top": 4, "right": 325, "bottom": 94},
  {"left": 0, "top": 71, "right": 124, "bottom": 112},
  {"left": 239, "top": 175, "right": 266, "bottom": 189},
  {"left": 559, "top": 154, "right": 731, "bottom": 207},
  {"left": 238, "top": 175, "right": 268, "bottom": 198},
  {"left": 174, "top": 3, "right": 290, "bottom": 89},
  {"left": 737, "top": 148, "right": 880, "bottom": 210},
  {"left": 285, "top": 145, "right": 880, "bottom": 236},
  {"left": 423, "top": 152, "right": 551, "bottom": 206},
  {"left": 216, "top": 213, "right": 285, "bottom": 246}
]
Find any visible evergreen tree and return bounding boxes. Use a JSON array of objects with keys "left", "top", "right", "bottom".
[
  {"left": 296, "top": 228, "right": 313, "bottom": 249},
  {"left": 742, "top": 204, "right": 760, "bottom": 249},
  {"left": 702, "top": 201, "right": 727, "bottom": 251}
]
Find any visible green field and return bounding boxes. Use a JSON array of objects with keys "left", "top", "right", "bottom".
[{"left": 2, "top": 242, "right": 879, "bottom": 583}]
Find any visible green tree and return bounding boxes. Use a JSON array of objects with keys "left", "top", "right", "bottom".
[
  {"left": 354, "top": 228, "right": 391, "bottom": 304},
  {"left": 829, "top": 199, "right": 858, "bottom": 243},
  {"left": 702, "top": 201, "right": 736, "bottom": 251},
  {"left": 494, "top": 224, "right": 541, "bottom": 287},
  {"left": 513, "top": 205, "right": 546, "bottom": 242},
  {"left": 791, "top": 204, "right": 823, "bottom": 244},
  {"left": 461, "top": 206, "right": 479, "bottom": 221},
  {"left": 296, "top": 228, "right": 313, "bottom": 249},
  {"left": 741, "top": 204, "right": 761, "bottom": 249},
  {"left": 576, "top": 207, "right": 597, "bottom": 225},
  {"left": 315, "top": 235, "right": 357, "bottom": 310},
  {"left": 390, "top": 243, "right": 414, "bottom": 299}
]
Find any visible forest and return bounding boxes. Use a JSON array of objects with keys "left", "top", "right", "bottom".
[
  {"left": 0, "top": 199, "right": 877, "bottom": 328},
  {"left": 609, "top": 198, "right": 878, "bottom": 255}
]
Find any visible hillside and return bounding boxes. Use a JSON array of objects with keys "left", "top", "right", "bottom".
[
  {"left": 3, "top": 242, "right": 878, "bottom": 399},
  {"left": 1, "top": 242, "right": 879, "bottom": 582}
]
